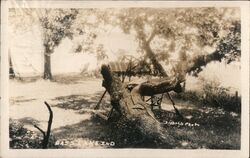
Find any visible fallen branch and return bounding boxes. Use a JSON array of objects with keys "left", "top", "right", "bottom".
[
  {"left": 33, "top": 101, "right": 53, "bottom": 149},
  {"left": 34, "top": 125, "right": 46, "bottom": 138}
]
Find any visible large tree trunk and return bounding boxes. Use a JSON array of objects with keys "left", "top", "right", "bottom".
[
  {"left": 143, "top": 40, "right": 167, "bottom": 77},
  {"left": 43, "top": 53, "right": 52, "bottom": 80},
  {"left": 101, "top": 64, "right": 180, "bottom": 143},
  {"left": 141, "top": 37, "right": 183, "bottom": 93}
]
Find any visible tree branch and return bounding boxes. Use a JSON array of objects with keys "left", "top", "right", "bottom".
[
  {"left": 146, "top": 30, "right": 156, "bottom": 44},
  {"left": 34, "top": 125, "right": 46, "bottom": 138},
  {"left": 186, "top": 50, "right": 224, "bottom": 76},
  {"left": 43, "top": 101, "right": 53, "bottom": 149},
  {"left": 138, "top": 77, "right": 180, "bottom": 96},
  {"left": 33, "top": 101, "right": 54, "bottom": 149}
]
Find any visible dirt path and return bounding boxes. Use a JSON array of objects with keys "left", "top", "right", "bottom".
[
  {"left": 10, "top": 78, "right": 112, "bottom": 148},
  {"left": 9, "top": 79, "right": 104, "bottom": 130}
]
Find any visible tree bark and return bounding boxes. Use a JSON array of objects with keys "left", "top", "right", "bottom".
[
  {"left": 43, "top": 101, "right": 53, "bottom": 149},
  {"left": 143, "top": 40, "right": 167, "bottom": 77},
  {"left": 139, "top": 77, "right": 182, "bottom": 96},
  {"left": 141, "top": 34, "right": 183, "bottom": 93},
  {"left": 186, "top": 50, "right": 224, "bottom": 76},
  {"left": 101, "top": 64, "right": 180, "bottom": 139},
  {"left": 43, "top": 53, "right": 52, "bottom": 80},
  {"left": 135, "top": 29, "right": 183, "bottom": 120}
]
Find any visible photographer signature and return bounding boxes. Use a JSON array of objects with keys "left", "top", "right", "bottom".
[{"left": 162, "top": 120, "right": 200, "bottom": 127}]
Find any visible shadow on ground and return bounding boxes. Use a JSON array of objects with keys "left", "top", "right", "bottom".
[
  {"left": 51, "top": 75, "right": 100, "bottom": 84},
  {"left": 10, "top": 90, "right": 237, "bottom": 149},
  {"left": 10, "top": 96, "right": 37, "bottom": 106},
  {"left": 50, "top": 92, "right": 241, "bottom": 149},
  {"left": 52, "top": 113, "right": 178, "bottom": 149},
  {"left": 51, "top": 91, "right": 110, "bottom": 114},
  {"left": 154, "top": 108, "right": 240, "bottom": 149},
  {"left": 15, "top": 117, "right": 41, "bottom": 126}
]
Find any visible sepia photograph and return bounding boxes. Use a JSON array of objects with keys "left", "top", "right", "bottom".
[{"left": 1, "top": 1, "right": 249, "bottom": 158}]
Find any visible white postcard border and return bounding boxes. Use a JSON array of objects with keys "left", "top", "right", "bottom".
[{"left": 1, "top": 1, "right": 249, "bottom": 158}]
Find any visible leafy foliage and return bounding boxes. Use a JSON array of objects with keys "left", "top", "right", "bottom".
[
  {"left": 186, "top": 21, "right": 241, "bottom": 76},
  {"left": 216, "top": 21, "right": 241, "bottom": 64},
  {"left": 115, "top": 8, "right": 240, "bottom": 76},
  {"left": 40, "top": 9, "right": 79, "bottom": 54},
  {"left": 9, "top": 8, "right": 241, "bottom": 78},
  {"left": 68, "top": 9, "right": 115, "bottom": 60},
  {"left": 9, "top": 9, "right": 79, "bottom": 54},
  {"left": 174, "top": 77, "right": 241, "bottom": 112},
  {"left": 9, "top": 119, "right": 61, "bottom": 149},
  {"left": 9, "top": 119, "right": 41, "bottom": 149},
  {"left": 200, "top": 78, "right": 241, "bottom": 112}
]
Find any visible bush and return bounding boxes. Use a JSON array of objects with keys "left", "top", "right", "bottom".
[
  {"left": 173, "top": 78, "right": 241, "bottom": 113},
  {"left": 173, "top": 90, "right": 203, "bottom": 104},
  {"left": 9, "top": 119, "right": 61, "bottom": 149},
  {"left": 201, "top": 81, "right": 241, "bottom": 112}
]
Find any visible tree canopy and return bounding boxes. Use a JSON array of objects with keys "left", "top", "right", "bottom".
[
  {"left": 114, "top": 8, "right": 240, "bottom": 76},
  {"left": 9, "top": 7, "right": 241, "bottom": 78}
]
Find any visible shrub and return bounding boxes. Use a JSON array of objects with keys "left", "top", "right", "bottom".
[
  {"left": 9, "top": 119, "right": 61, "bottom": 149},
  {"left": 173, "top": 90, "right": 203, "bottom": 104},
  {"left": 173, "top": 78, "right": 241, "bottom": 113},
  {"left": 201, "top": 82, "right": 241, "bottom": 112}
]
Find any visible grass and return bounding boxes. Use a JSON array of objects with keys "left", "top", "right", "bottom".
[
  {"left": 49, "top": 93, "right": 241, "bottom": 149},
  {"left": 157, "top": 108, "right": 240, "bottom": 149},
  {"left": 173, "top": 89, "right": 241, "bottom": 113}
]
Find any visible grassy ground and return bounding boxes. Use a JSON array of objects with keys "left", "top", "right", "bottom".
[{"left": 9, "top": 77, "right": 241, "bottom": 149}]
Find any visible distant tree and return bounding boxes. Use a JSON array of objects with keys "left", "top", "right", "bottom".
[
  {"left": 70, "top": 9, "right": 112, "bottom": 62},
  {"left": 9, "top": 9, "right": 78, "bottom": 80},
  {"left": 39, "top": 9, "right": 78, "bottom": 79}
]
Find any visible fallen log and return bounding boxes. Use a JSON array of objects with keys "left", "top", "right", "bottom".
[{"left": 100, "top": 64, "right": 182, "bottom": 142}]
